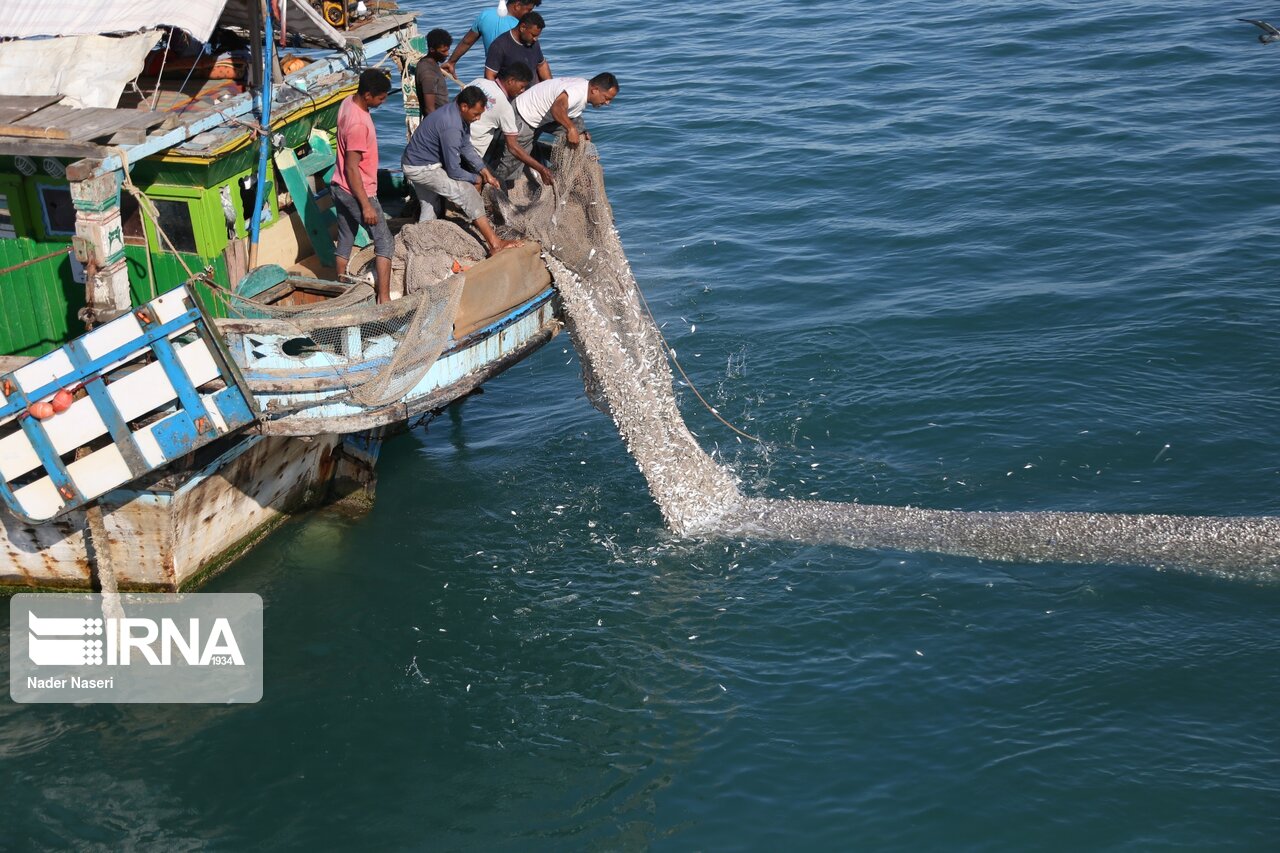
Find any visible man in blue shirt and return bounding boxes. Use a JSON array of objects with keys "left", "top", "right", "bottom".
[
  {"left": 441, "top": 0, "right": 541, "bottom": 79},
  {"left": 401, "top": 87, "right": 520, "bottom": 256}
]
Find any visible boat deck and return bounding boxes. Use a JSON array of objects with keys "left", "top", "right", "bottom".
[{"left": 0, "top": 11, "right": 417, "bottom": 168}]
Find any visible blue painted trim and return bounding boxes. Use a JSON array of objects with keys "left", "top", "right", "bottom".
[
  {"left": 18, "top": 416, "right": 78, "bottom": 503},
  {"left": 0, "top": 308, "right": 202, "bottom": 422},
  {"left": 213, "top": 386, "right": 256, "bottom": 428},
  {"left": 238, "top": 287, "right": 556, "bottom": 385},
  {"left": 140, "top": 321, "right": 216, "bottom": 441},
  {"left": 448, "top": 286, "right": 556, "bottom": 351},
  {"left": 65, "top": 341, "right": 149, "bottom": 478},
  {"left": 0, "top": 478, "right": 34, "bottom": 523},
  {"left": 249, "top": 11, "right": 276, "bottom": 251}
]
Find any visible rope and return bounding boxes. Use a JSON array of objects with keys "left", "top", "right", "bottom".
[
  {"left": 108, "top": 146, "right": 198, "bottom": 280},
  {"left": 173, "top": 43, "right": 211, "bottom": 116},
  {"left": 0, "top": 248, "right": 67, "bottom": 277},
  {"left": 633, "top": 282, "right": 762, "bottom": 444},
  {"left": 149, "top": 28, "right": 175, "bottom": 112}
]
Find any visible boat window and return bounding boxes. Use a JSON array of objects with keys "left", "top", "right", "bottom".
[
  {"left": 37, "top": 184, "right": 76, "bottom": 235},
  {"left": 152, "top": 199, "right": 199, "bottom": 254},
  {"left": 0, "top": 193, "right": 14, "bottom": 239},
  {"left": 119, "top": 193, "right": 147, "bottom": 246}
]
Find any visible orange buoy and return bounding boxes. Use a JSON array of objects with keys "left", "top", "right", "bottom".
[
  {"left": 51, "top": 389, "right": 74, "bottom": 413},
  {"left": 28, "top": 401, "right": 54, "bottom": 420}
]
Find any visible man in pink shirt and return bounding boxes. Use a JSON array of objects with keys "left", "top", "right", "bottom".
[{"left": 333, "top": 69, "right": 393, "bottom": 303}]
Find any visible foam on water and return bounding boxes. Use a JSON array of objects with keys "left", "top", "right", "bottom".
[{"left": 503, "top": 145, "right": 1280, "bottom": 581}]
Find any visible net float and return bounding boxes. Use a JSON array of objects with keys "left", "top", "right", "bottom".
[
  {"left": 51, "top": 389, "right": 74, "bottom": 413},
  {"left": 28, "top": 401, "right": 54, "bottom": 420}
]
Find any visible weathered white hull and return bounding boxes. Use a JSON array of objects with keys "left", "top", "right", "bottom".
[{"left": 0, "top": 433, "right": 374, "bottom": 591}]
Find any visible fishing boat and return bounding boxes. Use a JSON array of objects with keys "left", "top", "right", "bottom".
[{"left": 0, "top": 1, "right": 562, "bottom": 590}]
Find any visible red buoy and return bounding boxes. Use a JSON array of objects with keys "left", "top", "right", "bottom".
[{"left": 51, "top": 389, "right": 74, "bottom": 414}]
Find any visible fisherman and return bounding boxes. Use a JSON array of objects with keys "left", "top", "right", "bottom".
[
  {"left": 465, "top": 63, "right": 555, "bottom": 186},
  {"left": 333, "top": 68, "right": 393, "bottom": 303},
  {"left": 415, "top": 28, "right": 452, "bottom": 116},
  {"left": 401, "top": 87, "right": 521, "bottom": 256},
  {"left": 441, "top": 0, "right": 542, "bottom": 78},
  {"left": 502, "top": 73, "right": 619, "bottom": 178},
  {"left": 484, "top": 12, "right": 551, "bottom": 82}
]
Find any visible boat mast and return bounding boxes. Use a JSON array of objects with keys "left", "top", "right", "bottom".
[{"left": 247, "top": 0, "right": 275, "bottom": 269}]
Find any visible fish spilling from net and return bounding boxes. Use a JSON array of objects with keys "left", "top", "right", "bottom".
[{"left": 498, "top": 144, "right": 1280, "bottom": 581}]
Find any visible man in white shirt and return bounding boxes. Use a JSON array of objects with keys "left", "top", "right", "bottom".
[
  {"left": 465, "top": 63, "right": 553, "bottom": 185},
  {"left": 503, "top": 72, "right": 619, "bottom": 179}
]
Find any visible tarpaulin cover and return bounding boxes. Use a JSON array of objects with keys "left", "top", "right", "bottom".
[
  {"left": 0, "top": 0, "right": 347, "bottom": 49},
  {"left": 0, "top": 0, "right": 230, "bottom": 42},
  {"left": 0, "top": 31, "right": 162, "bottom": 108}
]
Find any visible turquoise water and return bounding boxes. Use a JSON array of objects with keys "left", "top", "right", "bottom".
[{"left": 4, "top": 1, "right": 1280, "bottom": 848}]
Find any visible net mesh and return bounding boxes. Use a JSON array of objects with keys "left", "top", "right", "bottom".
[
  {"left": 220, "top": 220, "right": 480, "bottom": 409},
  {"left": 498, "top": 143, "right": 1280, "bottom": 579}
]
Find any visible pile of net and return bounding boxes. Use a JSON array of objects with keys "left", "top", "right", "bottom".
[
  {"left": 219, "top": 220, "right": 482, "bottom": 408},
  {"left": 499, "top": 143, "right": 1280, "bottom": 579}
]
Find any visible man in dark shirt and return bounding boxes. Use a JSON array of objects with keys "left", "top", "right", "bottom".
[
  {"left": 484, "top": 12, "right": 551, "bottom": 82},
  {"left": 401, "top": 87, "right": 520, "bottom": 256},
  {"left": 415, "top": 28, "right": 452, "bottom": 117},
  {"left": 441, "top": 0, "right": 540, "bottom": 79}
]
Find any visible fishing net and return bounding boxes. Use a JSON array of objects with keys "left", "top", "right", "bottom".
[
  {"left": 218, "top": 220, "right": 480, "bottom": 410},
  {"left": 499, "top": 143, "right": 1280, "bottom": 579}
]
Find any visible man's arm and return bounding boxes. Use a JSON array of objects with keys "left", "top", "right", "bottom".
[
  {"left": 442, "top": 127, "right": 482, "bottom": 183},
  {"left": 483, "top": 42, "right": 503, "bottom": 80},
  {"left": 343, "top": 151, "right": 379, "bottom": 226},
  {"left": 440, "top": 30, "right": 479, "bottom": 77},
  {"left": 537, "top": 60, "right": 551, "bottom": 81},
  {"left": 504, "top": 133, "right": 554, "bottom": 184},
  {"left": 548, "top": 91, "right": 580, "bottom": 145}
]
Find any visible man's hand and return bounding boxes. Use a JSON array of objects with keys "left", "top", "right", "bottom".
[
  {"left": 482, "top": 171, "right": 502, "bottom": 190},
  {"left": 565, "top": 126, "right": 581, "bottom": 146},
  {"left": 361, "top": 204, "right": 379, "bottom": 227},
  {"left": 440, "top": 60, "right": 456, "bottom": 77},
  {"left": 536, "top": 164, "right": 554, "bottom": 185}
]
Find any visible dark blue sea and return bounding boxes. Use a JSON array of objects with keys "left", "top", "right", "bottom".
[{"left": 3, "top": 1, "right": 1279, "bottom": 848}]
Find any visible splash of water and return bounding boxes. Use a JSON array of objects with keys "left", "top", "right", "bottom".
[{"left": 500, "top": 146, "right": 1280, "bottom": 580}]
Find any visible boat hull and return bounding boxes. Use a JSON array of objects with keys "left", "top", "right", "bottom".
[{"left": 0, "top": 433, "right": 376, "bottom": 591}]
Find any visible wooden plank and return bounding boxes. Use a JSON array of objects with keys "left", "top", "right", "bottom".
[
  {"left": 15, "top": 103, "right": 79, "bottom": 127},
  {"left": 0, "top": 95, "right": 63, "bottom": 110},
  {"left": 64, "top": 111, "right": 145, "bottom": 143},
  {"left": 0, "top": 124, "right": 70, "bottom": 140},
  {"left": 108, "top": 126, "right": 149, "bottom": 145},
  {"left": 0, "top": 138, "right": 104, "bottom": 159},
  {"left": 0, "top": 95, "right": 63, "bottom": 125},
  {"left": 347, "top": 12, "right": 417, "bottom": 42}
]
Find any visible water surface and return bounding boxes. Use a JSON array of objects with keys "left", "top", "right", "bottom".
[{"left": 2, "top": 1, "right": 1278, "bottom": 849}]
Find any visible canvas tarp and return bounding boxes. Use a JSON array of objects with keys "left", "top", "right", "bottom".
[
  {"left": 0, "top": 0, "right": 346, "bottom": 47},
  {"left": 0, "top": 0, "right": 230, "bottom": 43},
  {"left": 0, "top": 31, "right": 163, "bottom": 108}
]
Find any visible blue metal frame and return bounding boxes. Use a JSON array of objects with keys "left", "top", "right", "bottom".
[
  {"left": 0, "top": 288, "right": 262, "bottom": 523},
  {"left": 0, "top": 309, "right": 200, "bottom": 422}
]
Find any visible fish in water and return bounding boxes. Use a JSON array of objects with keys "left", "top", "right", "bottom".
[{"left": 1238, "top": 18, "right": 1280, "bottom": 43}]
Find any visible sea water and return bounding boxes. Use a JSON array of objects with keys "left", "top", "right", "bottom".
[{"left": 2, "top": 1, "right": 1277, "bottom": 848}]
